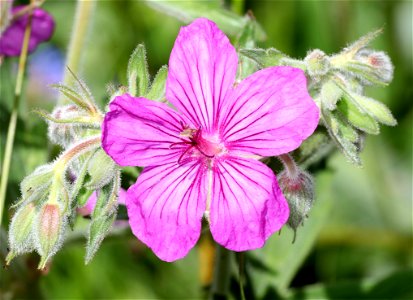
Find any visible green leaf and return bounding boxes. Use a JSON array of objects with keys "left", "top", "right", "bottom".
[
  {"left": 353, "top": 94, "right": 397, "bottom": 126},
  {"left": 235, "top": 17, "right": 258, "bottom": 79},
  {"left": 145, "top": 1, "right": 266, "bottom": 40},
  {"left": 249, "top": 171, "right": 334, "bottom": 297},
  {"left": 239, "top": 48, "right": 287, "bottom": 68},
  {"left": 127, "top": 44, "right": 150, "bottom": 97},
  {"left": 337, "top": 95, "right": 380, "bottom": 135},
  {"left": 146, "top": 65, "right": 168, "bottom": 101},
  {"left": 322, "top": 108, "right": 361, "bottom": 165}
]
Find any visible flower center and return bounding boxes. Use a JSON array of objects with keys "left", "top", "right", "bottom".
[
  {"left": 173, "top": 125, "right": 226, "bottom": 163},
  {"left": 192, "top": 130, "right": 224, "bottom": 158}
]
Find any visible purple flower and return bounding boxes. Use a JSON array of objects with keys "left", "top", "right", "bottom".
[
  {"left": 0, "top": 1, "right": 54, "bottom": 57},
  {"left": 102, "top": 18, "right": 319, "bottom": 261}
]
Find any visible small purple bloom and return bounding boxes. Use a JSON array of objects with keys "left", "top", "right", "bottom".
[
  {"left": 102, "top": 18, "right": 319, "bottom": 261},
  {"left": 0, "top": 1, "right": 54, "bottom": 57}
]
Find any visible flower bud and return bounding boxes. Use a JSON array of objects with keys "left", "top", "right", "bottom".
[
  {"left": 86, "top": 149, "right": 117, "bottom": 189},
  {"left": 47, "top": 105, "right": 87, "bottom": 147},
  {"left": 317, "top": 79, "right": 343, "bottom": 110},
  {"left": 304, "top": 49, "right": 331, "bottom": 79},
  {"left": 278, "top": 168, "right": 314, "bottom": 242},
  {"left": 35, "top": 203, "right": 66, "bottom": 269},
  {"left": 6, "top": 202, "right": 36, "bottom": 264},
  {"left": 20, "top": 164, "right": 53, "bottom": 201},
  {"left": 353, "top": 49, "right": 393, "bottom": 85}
]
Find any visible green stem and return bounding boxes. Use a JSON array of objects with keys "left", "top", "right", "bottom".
[
  {"left": 238, "top": 252, "right": 246, "bottom": 300},
  {"left": 0, "top": 2, "right": 34, "bottom": 225},
  {"left": 58, "top": 0, "right": 96, "bottom": 104},
  {"left": 209, "top": 244, "right": 232, "bottom": 300}
]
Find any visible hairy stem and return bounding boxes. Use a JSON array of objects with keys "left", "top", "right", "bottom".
[
  {"left": 58, "top": 0, "right": 96, "bottom": 104},
  {"left": 279, "top": 153, "right": 299, "bottom": 178},
  {"left": 209, "top": 244, "right": 232, "bottom": 300},
  {"left": 0, "top": 1, "right": 34, "bottom": 226}
]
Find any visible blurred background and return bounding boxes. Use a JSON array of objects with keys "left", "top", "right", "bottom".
[{"left": 0, "top": 1, "right": 412, "bottom": 299}]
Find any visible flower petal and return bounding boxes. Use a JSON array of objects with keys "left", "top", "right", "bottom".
[
  {"left": 102, "top": 94, "right": 186, "bottom": 167},
  {"left": 0, "top": 7, "right": 54, "bottom": 56},
  {"left": 166, "top": 18, "right": 238, "bottom": 132},
  {"left": 209, "top": 157, "right": 289, "bottom": 251},
  {"left": 127, "top": 159, "right": 207, "bottom": 262},
  {"left": 220, "top": 66, "right": 319, "bottom": 157}
]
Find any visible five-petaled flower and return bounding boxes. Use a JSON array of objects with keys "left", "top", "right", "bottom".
[
  {"left": 0, "top": 0, "right": 54, "bottom": 57},
  {"left": 102, "top": 18, "right": 319, "bottom": 262}
]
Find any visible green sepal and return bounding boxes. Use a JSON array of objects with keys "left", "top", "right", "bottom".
[
  {"left": 322, "top": 108, "right": 361, "bottom": 165},
  {"left": 85, "top": 172, "right": 120, "bottom": 264},
  {"left": 342, "top": 61, "right": 389, "bottom": 87},
  {"left": 351, "top": 94, "right": 397, "bottom": 126},
  {"left": 337, "top": 95, "right": 380, "bottom": 135},
  {"left": 85, "top": 213, "right": 116, "bottom": 264},
  {"left": 127, "top": 44, "right": 150, "bottom": 97},
  {"left": 71, "top": 151, "right": 94, "bottom": 201},
  {"left": 146, "top": 65, "right": 168, "bottom": 101}
]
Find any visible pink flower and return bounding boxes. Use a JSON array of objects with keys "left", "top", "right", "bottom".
[
  {"left": 0, "top": 1, "right": 54, "bottom": 57},
  {"left": 102, "top": 18, "right": 319, "bottom": 261}
]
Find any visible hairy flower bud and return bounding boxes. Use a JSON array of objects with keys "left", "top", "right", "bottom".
[
  {"left": 353, "top": 49, "right": 393, "bottom": 85},
  {"left": 47, "top": 105, "right": 88, "bottom": 147},
  {"left": 6, "top": 202, "right": 36, "bottom": 264},
  {"left": 20, "top": 164, "right": 53, "bottom": 203},
  {"left": 278, "top": 164, "right": 314, "bottom": 242},
  {"left": 304, "top": 49, "right": 331, "bottom": 79},
  {"left": 86, "top": 149, "right": 117, "bottom": 189},
  {"left": 35, "top": 203, "right": 66, "bottom": 269}
]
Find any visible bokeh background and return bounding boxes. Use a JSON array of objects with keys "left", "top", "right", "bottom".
[{"left": 0, "top": 1, "right": 412, "bottom": 299}]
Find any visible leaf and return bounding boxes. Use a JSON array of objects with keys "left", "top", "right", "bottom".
[
  {"left": 235, "top": 16, "right": 259, "bottom": 79},
  {"left": 146, "top": 65, "right": 168, "bottom": 101},
  {"left": 239, "top": 48, "right": 287, "bottom": 68},
  {"left": 127, "top": 44, "right": 150, "bottom": 97},
  {"left": 248, "top": 171, "right": 334, "bottom": 297},
  {"left": 337, "top": 95, "right": 380, "bottom": 135},
  {"left": 145, "top": 0, "right": 266, "bottom": 40},
  {"left": 322, "top": 108, "right": 361, "bottom": 165}
]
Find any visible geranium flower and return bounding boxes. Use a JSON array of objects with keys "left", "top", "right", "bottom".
[
  {"left": 102, "top": 18, "right": 319, "bottom": 261},
  {"left": 0, "top": 0, "right": 54, "bottom": 57}
]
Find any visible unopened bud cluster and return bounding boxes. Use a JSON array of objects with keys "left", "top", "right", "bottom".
[
  {"left": 241, "top": 29, "right": 396, "bottom": 165},
  {"left": 6, "top": 72, "right": 121, "bottom": 269}
]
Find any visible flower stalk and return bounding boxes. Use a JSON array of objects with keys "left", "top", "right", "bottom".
[
  {"left": 209, "top": 244, "right": 232, "bottom": 300},
  {"left": 59, "top": 0, "right": 96, "bottom": 104},
  {"left": 0, "top": 0, "right": 34, "bottom": 226}
]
